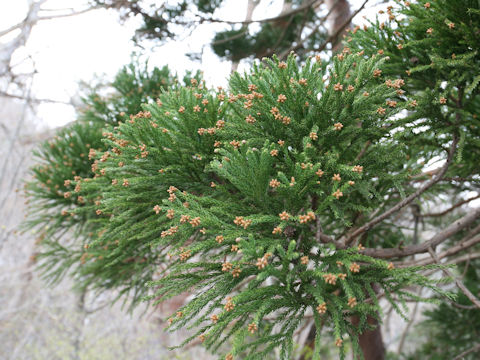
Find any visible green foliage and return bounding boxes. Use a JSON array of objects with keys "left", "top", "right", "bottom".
[
  {"left": 347, "top": 1, "right": 480, "bottom": 358},
  {"left": 72, "top": 81, "right": 222, "bottom": 306},
  {"left": 348, "top": 0, "right": 480, "bottom": 180},
  {"left": 79, "top": 60, "right": 176, "bottom": 125},
  {"left": 59, "top": 53, "right": 452, "bottom": 359},
  {"left": 23, "top": 59, "right": 188, "bottom": 287},
  {"left": 24, "top": 1, "right": 480, "bottom": 359},
  {"left": 24, "top": 121, "right": 103, "bottom": 283}
]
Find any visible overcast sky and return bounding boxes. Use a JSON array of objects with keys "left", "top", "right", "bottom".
[{"left": 0, "top": 0, "right": 383, "bottom": 128}]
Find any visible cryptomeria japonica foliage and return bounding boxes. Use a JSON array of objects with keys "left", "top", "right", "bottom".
[
  {"left": 24, "top": 1, "right": 480, "bottom": 359},
  {"left": 23, "top": 60, "right": 198, "bottom": 285},
  {"left": 346, "top": 1, "right": 480, "bottom": 358},
  {"left": 36, "top": 53, "right": 451, "bottom": 359}
]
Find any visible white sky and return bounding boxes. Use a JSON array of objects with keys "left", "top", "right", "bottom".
[{"left": 0, "top": 0, "right": 384, "bottom": 128}]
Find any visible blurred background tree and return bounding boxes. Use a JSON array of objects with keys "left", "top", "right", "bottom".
[{"left": 91, "top": 0, "right": 368, "bottom": 69}]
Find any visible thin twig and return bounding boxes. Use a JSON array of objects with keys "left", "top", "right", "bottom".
[
  {"left": 428, "top": 248, "right": 480, "bottom": 309},
  {"left": 353, "top": 140, "right": 371, "bottom": 164},
  {"left": 423, "top": 195, "right": 480, "bottom": 217},
  {"left": 211, "top": 28, "right": 249, "bottom": 46},
  {"left": 150, "top": 0, "right": 322, "bottom": 26},
  {"left": 447, "top": 253, "right": 480, "bottom": 266},
  {"left": 361, "top": 207, "right": 480, "bottom": 259},
  {"left": 397, "top": 288, "right": 422, "bottom": 355},
  {"left": 0, "top": 90, "right": 72, "bottom": 105},
  {"left": 398, "top": 231, "right": 480, "bottom": 267},
  {"left": 345, "top": 135, "right": 458, "bottom": 245},
  {"left": 278, "top": 0, "right": 338, "bottom": 59},
  {"left": 207, "top": 0, "right": 322, "bottom": 25},
  {"left": 452, "top": 343, "right": 480, "bottom": 360},
  {"left": 0, "top": 5, "right": 99, "bottom": 37},
  {"left": 448, "top": 297, "right": 479, "bottom": 310}
]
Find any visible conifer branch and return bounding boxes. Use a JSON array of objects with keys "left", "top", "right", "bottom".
[{"left": 21, "top": 1, "right": 480, "bottom": 356}]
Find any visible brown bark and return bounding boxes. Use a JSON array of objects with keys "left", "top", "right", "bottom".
[
  {"left": 352, "top": 315, "right": 385, "bottom": 360},
  {"left": 299, "top": 315, "right": 385, "bottom": 360},
  {"left": 361, "top": 207, "right": 480, "bottom": 259}
]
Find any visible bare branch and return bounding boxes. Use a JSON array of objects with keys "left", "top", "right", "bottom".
[
  {"left": 278, "top": 0, "right": 338, "bottom": 59},
  {"left": 315, "top": 217, "right": 338, "bottom": 244},
  {"left": 0, "top": 0, "right": 45, "bottom": 38},
  {"left": 207, "top": 0, "right": 323, "bottom": 25},
  {"left": 344, "top": 135, "right": 458, "bottom": 245},
  {"left": 423, "top": 194, "right": 480, "bottom": 217},
  {"left": 428, "top": 248, "right": 480, "bottom": 309},
  {"left": 0, "top": 1, "right": 44, "bottom": 75},
  {"left": 37, "top": 6, "right": 100, "bottom": 21},
  {"left": 350, "top": 140, "right": 372, "bottom": 165},
  {"left": 146, "top": 0, "right": 322, "bottom": 27},
  {"left": 398, "top": 231, "right": 480, "bottom": 267},
  {"left": 449, "top": 301, "right": 479, "bottom": 310},
  {"left": 361, "top": 207, "right": 480, "bottom": 259},
  {"left": 446, "top": 252, "right": 480, "bottom": 266},
  {"left": 0, "top": 90, "right": 72, "bottom": 105},
  {"left": 452, "top": 343, "right": 480, "bottom": 360},
  {"left": 433, "top": 231, "right": 480, "bottom": 262},
  {"left": 465, "top": 223, "right": 480, "bottom": 241},
  {"left": 230, "top": 0, "right": 259, "bottom": 72},
  {"left": 211, "top": 28, "right": 249, "bottom": 46},
  {"left": 0, "top": 5, "right": 99, "bottom": 38}
]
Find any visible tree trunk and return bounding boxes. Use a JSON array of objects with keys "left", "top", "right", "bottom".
[
  {"left": 352, "top": 314, "right": 386, "bottom": 360},
  {"left": 325, "top": 0, "right": 352, "bottom": 53},
  {"left": 299, "top": 316, "right": 385, "bottom": 360}
]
